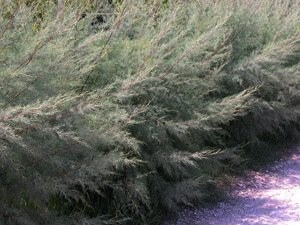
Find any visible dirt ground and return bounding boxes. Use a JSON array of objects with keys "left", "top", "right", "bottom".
[{"left": 168, "top": 146, "right": 300, "bottom": 225}]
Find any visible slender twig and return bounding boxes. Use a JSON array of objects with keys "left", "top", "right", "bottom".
[
  {"left": 80, "top": 2, "right": 128, "bottom": 93},
  {"left": 0, "top": 0, "right": 23, "bottom": 41}
]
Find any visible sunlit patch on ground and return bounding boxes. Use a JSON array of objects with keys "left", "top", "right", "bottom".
[{"left": 171, "top": 147, "right": 300, "bottom": 225}]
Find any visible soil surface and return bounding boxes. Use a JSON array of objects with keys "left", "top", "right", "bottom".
[{"left": 166, "top": 146, "right": 300, "bottom": 225}]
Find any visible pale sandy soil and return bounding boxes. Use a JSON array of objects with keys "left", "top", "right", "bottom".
[{"left": 167, "top": 146, "right": 300, "bottom": 225}]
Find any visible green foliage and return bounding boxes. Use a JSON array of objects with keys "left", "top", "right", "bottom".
[{"left": 1, "top": 0, "right": 300, "bottom": 224}]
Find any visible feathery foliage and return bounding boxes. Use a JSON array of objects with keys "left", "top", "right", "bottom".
[{"left": 1, "top": 0, "right": 300, "bottom": 224}]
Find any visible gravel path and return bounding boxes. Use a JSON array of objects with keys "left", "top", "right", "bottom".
[{"left": 168, "top": 147, "right": 300, "bottom": 225}]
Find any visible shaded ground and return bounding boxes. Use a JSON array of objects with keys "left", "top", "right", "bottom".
[{"left": 166, "top": 146, "right": 300, "bottom": 225}]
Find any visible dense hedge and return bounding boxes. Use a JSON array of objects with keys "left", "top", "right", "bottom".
[{"left": 1, "top": 0, "right": 300, "bottom": 224}]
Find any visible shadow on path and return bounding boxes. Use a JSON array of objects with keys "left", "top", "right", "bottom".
[{"left": 169, "top": 148, "right": 300, "bottom": 225}]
